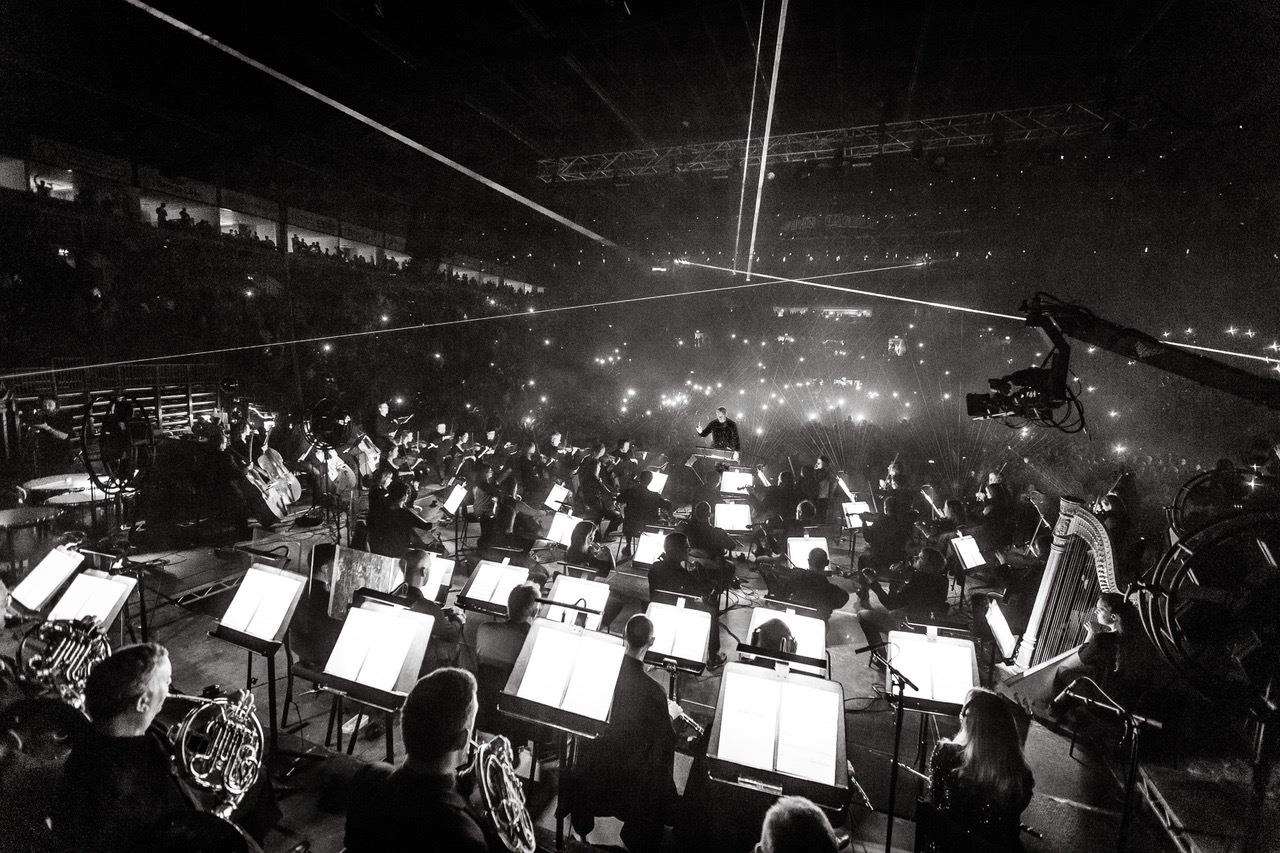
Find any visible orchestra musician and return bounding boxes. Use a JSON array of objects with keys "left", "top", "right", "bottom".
[
  {"left": 344, "top": 669, "right": 489, "bottom": 852},
  {"left": 855, "top": 547, "right": 949, "bottom": 651},
  {"left": 566, "top": 614, "right": 683, "bottom": 852},
  {"left": 370, "top": 401, "right": 396, "bottom": 454},
  {"left": 757, "top": 796, "right": 841, "bottom": 853},
  {"left": 424, "top": 422, "right": 453, "bottom": 483},
  {"left": 1049, "top": 591, "right": 1131, "bottom": 706},
  {"left": 28, "top": 393, "right": 76, "bottom": 473},
  {"left": 617, "top": 470, "right": 672, "bottom": 553},
  {"left": 498, "top": 440, "right": 552, "bottom": 503},
  {"left": 765, "top": 547, "right": 850, "bottom": 621},
  {"left": 396, "top": 548, "right": 468, "bottom": 672},
  {"left": 575, "top": 443, "right": 623, "bottom": 537},
  {"left": 565, "top": 520, "right": 616, "bottom": 577},
  {"left": 696, "top": 406, "right": 740, "bottom": 452},
  {"left": 649, "top": 532, "right": 727, "bottom": 668},
  {"left": 366, "top": 473, "right": 435, "bottom": 559},
  {"left": 678, "top": 500, "right": 737, "bottom": 558},
  {"left": 860, "top": 495, "right": 915, "bottom": 570}
]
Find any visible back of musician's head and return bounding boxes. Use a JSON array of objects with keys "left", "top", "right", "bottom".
[
  {"left": 716, "top": 406, "right": 727, "bottom": 415},
  {"left": 639, "top": 469, "right": 654, "bottom": 487},
  {"left": 795, "top": 500, "right": 817, "bottom": 524},
  {"left": 624, "top": 613, "right": 654, "bottom": 652},
  {"left": 693, "top": 500, "right": 712, "bottom": 522},
  {"left": 402, "top": 548, "right": 430, "bottom": 579},
  {"left": 807, "top": 547, "right": 829, "bottom": 572},
  {"left": 758, "top": 795, "right": 838, "bottom": 853},
  {"left": 506, "top": 582, "right": 541, "bottom": 623},
  {"left": 85, "top": 642, "right": 170, "bottom": 724},
  {"left": 916, "top": 547, "right": 945, "bottom": 574},
  {"left": 955, "top": 687, "right": 1030, "bottom": 807},
  {"left": 663, "top": 531, "right": 689, "bottom": 562},
  {"left": 402, "top": 668, "right": 477, "bottom": 762},
  {"left": 752, "top": 618, "right": 794, "bottom": 654}
]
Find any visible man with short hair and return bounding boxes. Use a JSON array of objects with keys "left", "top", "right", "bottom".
[
  {"left": 649, "top": 532, "right": 725, "bottom": 666},
  {"left": 397, "top": 548, "right": 466, "bottom": 671},
  {"left": 756, "top": 795, "right": 839, "bottom": 853},
  {"left": 568, "top": 614, "right": 682, "bottom": 851},
  {"left": 697, "top": 406, "right": 740, "bottom": 451},
  {"left": 475, "top": 582, "right": 541, "bottom": 675},
  {"left": 857, "top": 547, "right": 949, "bottom": 648},
  {"left": 54, "top": 643, "right": 193, "bottom": 853},
  {"left": 345, "top": 668, "right": 488, "bottom": 851},
  {"left": 765, "top": 547, "right": 851, "bottom": 621}
]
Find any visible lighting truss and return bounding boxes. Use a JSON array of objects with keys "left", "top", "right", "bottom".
[{"left": 538, "top": 102, "right": 1119, "bottom": 183}]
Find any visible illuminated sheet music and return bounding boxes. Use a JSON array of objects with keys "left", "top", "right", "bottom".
[
  {"left": 647, "top": 471, "right": 668, "bottom": 494},
  {"left": 719, "top": 470, "right": 753, "bottom": 495},
  {"left": 512, "top": 623, "right": 624, "bottom": 721},
  {"left": 716, "top": 667, "right": 782, "bottom": 772},
  {"left": 951, "top": 535, "right": 986, "bottom": 570},
  {"left": 786, "top": 536, "right": 829, "bottom": 569},
  {"left": 543, "top": 574, "right": 610, "bottom": 630},
  {"left": 467, "top": 561, "right": 529, "bottom": 605},
  {"left": 324, "top": 605, "right": 422, "bottom": 692},
  {"left": 560, "top": 636, "right": 624, "bottom": 719},
  {"left": 714, "top": 502, "right": 752, "bottom": 531},
  {"left": 986, "top": 599, "right": 1018, "bottom": 660},
  {"left": 514, "top": 625, "right": 576, "bottom": 708},
  {"left": 422, "top": 553, "right": 455, "bottom": 602},
  {"left": 841, "top": 501, "right": 872, "bottom": 528},
  {"left": 47, "top": 571, "right": 135, "bottom": 628},
  {"left": 646, "top": 601, "right": 711, "bottom": 662},
  {"left": 544, "top": 483, "right": 571, "bottom": 510},
  {"left": 547, "top": 512, "right": 581, "bottom": 546},
  {"left": 775, "top": 680, "right": 839, "bottom": 785},
  {"left": 888, "top": 631, "right": 978, "bottom": 709},
  {"left": 12, "top": 547, "right": 83, "bottom": 611},
  {"left": 443, "top": 484, "right": 467, "bottom": 515},
  {"left": 220, "top": 566, "right": 304, "bottom": 641},
  {"left": 632, "top": 531, "right": 665, "bottom": 565}
]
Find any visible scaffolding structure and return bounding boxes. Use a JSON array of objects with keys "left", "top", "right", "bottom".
[{"left": 538, "top": 102, "right": 1119, "bottom": 183}]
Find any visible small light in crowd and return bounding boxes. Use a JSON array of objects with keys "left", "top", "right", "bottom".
[
  {"left": 244, "top": 289, "right": 255, "bottom": 298},
  {"left": 322, "top": 343, "right": 333, "bottom": 352},
  {"left": 394, "top": 396, "right": 404, "bottom": 405},
  {"left": 527, "top": 379, "right": 536, "bottom": 386},
  {"left": 380, "top": 314, "right": 389, "bottom": 323},
  {"left": 543, "top": 339, "right": 551, "bottom": 346},
  {"left": 526, "top": 306, "right": 535, "bottom": 313},
  {"left": 626, "top": 388, "right": 636, "bottom": 397},
  {"left": 1113, "top": 444, "right": 1127, "bottom": 453},
  {"left": 754, "top": 426, "right": 763, "bottom": 435},
  {"left": 1109, "top": 410, "right": 1120, "bottom": 418},
  {"left": 942, "top": 393, "right": 951, "bottom": 400},
  {"left": 808, "top": 412, "right": 818, "bottom": 421}
]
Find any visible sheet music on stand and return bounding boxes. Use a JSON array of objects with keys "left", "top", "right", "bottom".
[
  {"left": 785, "top": 536, "right": 829, "bottom": 569},
  {"left": 738, "top": 606, "right": 829, "bottom": 677},
  {"left": 886, "top": 629, "right": 980, "bottom": 715},
  {"left": 547, "top": 511, "right": 581, "bottom": 547},
  {"left": 707, "top": 662, "right": 848, "bottom": 809},
  {"left": 321, "top": 594, "right": 435, "bottom": 708},
  {"left": 457, "top": 559, "right": 530, "bottom": 617},
  {"left": 950, "top": 535, "right": 987, "bottom": 570},
  {"left": 543, "top": 483, "right": 571, "bottom": 511},
  {"left": 841, "top": 500, "right": 872, "bottom": 529},
  {"left": 542, "top": 573, "right": 610, "bottom": 631},
  {"left": 11, "top": 547, "right": 84, "bottom": 612},
  {"left": 442, "top": 483, "right": 468, "bottom": 516},
  {"left": 327, "top": 545, "right": 402, "bottom": 619},
  {"left": 644, "top": 598, "right": 711, "bottom": 673},
  {"left": 215, "top": 563, "right": 307, "bottom": 652},
  {"left": 713, "top": 502, "right": 752, "bottom": 532},
  {"left": 719, "top": 470, "right": 753, "bottom": 495},
  {"left": 985, "top": 599, "right": 1018, "bottom": 661},
  {"left": 646, "top": 471, "right": 668, "bottom": 495},
  {"left": 47, "top": 569, "right": 136, "bottom": 629},
  {"left": 418, "top": 552, "right": 456, "bottom": 604},
  {"left": 632, "top": 530, "right": 666, "bottom": 566},
  {"left": 498, "top": 618, "right": 626, "bottom": 737}
]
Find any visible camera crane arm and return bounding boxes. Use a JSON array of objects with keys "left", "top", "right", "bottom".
[{"left": 1023, "top": 296, "right": 1280, "bottom": 413}]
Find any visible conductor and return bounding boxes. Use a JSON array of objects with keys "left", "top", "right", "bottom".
[{"left": 696, "top": 407, "right": 740, "bottom": 451}]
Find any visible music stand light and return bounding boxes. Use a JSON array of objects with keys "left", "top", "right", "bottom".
[
  {"left": 631, "top": 530, "right": 666, "bottom": 566},
  {"left": 713, "top": 502, "right": 752, "bottom": 532},
  {"left": 11, "top": 546, "right": 84, "bottom": 612},
  {"left": 706, "top": 662, "right": 849, "bottom": 809},
  {"left": 646, "top": 471, "right": 668, "bottom": 495}
]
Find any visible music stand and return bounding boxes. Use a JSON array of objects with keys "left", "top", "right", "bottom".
[
  {"left": 418, "top": 551, "right": 456, "bottom": 605},
  {"left": 457, "top": 558, "right": 530, "bottom": 618},
  {"left": 545, "top": 511, "right": 581, "bottom": 548},
  {"left": 631, "top": 530, "right": 666, "bottom": 567},
  {"left": 644, "top": 597, "right": 711, "bottom": 701},
  {"left": 541, "top": 573, "right": 610, "bottom": 631},
  {"left": 317, "top": 589, "right": 435, "bottom": 761},
  {"left": 646, "top": 470, "right": 668, "bottom": 495},
  {"left": 785, "top": 535, "right": 829, "bottom": 570},
  {"left": 719, "top": 469, "right": 753, "bottom": 496},
  {"left": 713, "top": 502, "right": 752, "bottom": 532},
  {"left": 47, "top": 569, "right": 136, "bottom": 632},
  {"left": 11, "top": 546, "right": 84, "bottom": 613},
  {"left": 706, "top": 662, "right": 849, "bottom": 809},
  {"left": 948, "top": 534, "right": 988, "bottom": 600},
  {"left": 737, "top": 605, "right": 829, "bottom": 677},
  {"left": 210, "top": 557, "right": 305, "bottom": 752},
  {"left": 543, "top": 482, "right": 571, "bottom": 511}
]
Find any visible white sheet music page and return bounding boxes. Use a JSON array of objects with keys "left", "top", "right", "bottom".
[
  {"left": 714, "top": 502, "right": 752, "bottom": 531},
  {"left": 717, "top": 668, "right": 782, "bottom": 773},
  {"left": 545, "top": 575, "right": 609, "bottom": 630},
  {"left": 12, "top": 547, "right": 83, "bottom": 611},
  {"left": 672, "top": 608, "right": 711, "bottom": 661},
  {"left": 544, "top": 483, "right": 571, "bottom": 510},
  {"left": 647, "top": 471, "right": 668, "bottom": 494},
  {"left": 786, "top": 536, "right": 829, "bottom": 569},
  {"left": 355, "top": 612, "right": 417, "bottom": 692},
  {"left": 47, "top": 573, "right": 131, "bottom": 627},
  {"left": 560, "top": 635, "right": 624, "bottom": 720},
  {"left": 424, "top": 554, "right": 454, "bottom": 601},
  {"left": 952, "top": 535, "right": 986, "bottom": 570},
  {"left": 489, "top": 565, "right": 530, "bottom": 606},
  {"left": 221, "top": 567, "right": 302, "bottom": 640},
  {"left": 633, "top": 531, "right": 665, "bottom": 565},
  {"left": 515, "top": 625, "right": 577, "bottom": 708},
  {"left": 775, "top": 680, "right": 839, "bottom": 785},
  {"left": 467, "top": 562, "right": 503, "bottom": 602},
  {"left": 928, "top": 640, "right": 977, "bottom": 705}
]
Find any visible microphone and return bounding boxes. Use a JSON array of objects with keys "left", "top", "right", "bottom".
[
  {"left": 1051, "top": 681, "right": 1079, "bottom": 707},
  {"left": 855, "top": 640, "right": 889, "bottom": 654}
]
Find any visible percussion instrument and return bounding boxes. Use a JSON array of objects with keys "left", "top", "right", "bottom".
[
  {"left": 0, "top": 507, "right": 62, "bottom": 567},
  {"left": 43, "top": 489, "right": 111, "bottom": 530},
  {"left": 21, "top": 473, "right": 96, "bottom": 496}
]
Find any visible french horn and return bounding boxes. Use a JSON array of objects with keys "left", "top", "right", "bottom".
[
  {"left": 163, "top": 691, "right": 264, "bottom": 819},
  {"left": 460, "top": 734, "right": 536, "bottom": 853},
  {"left": 16, "top": 617, "right": 111, "bottom": 708}
]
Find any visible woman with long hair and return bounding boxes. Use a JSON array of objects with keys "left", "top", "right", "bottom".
[
  {"left": 927, "top": 687, "right": 1035, "bottom": 849},
  {"left": 566, "top": 519, "right": 616, "bottom": 578}
]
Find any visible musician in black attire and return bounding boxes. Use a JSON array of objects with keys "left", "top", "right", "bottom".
[
  {"left": 575, "top": 443, "right": 623, "bottom": 536},
  {"left": 397, "top": 549, "right": 467, "bottom": 672},
  {"left": 1050, "top": 591, "right": 1130, "bottom": 704},
  {"left": 29, "top": 394, "right": 76, "bottom": 472},
  {"left": 367, "top": 477, "right": 434, "bottom": 559},
  {"left": 649, "top": 532, "right": 726, "bottom": 666},
  {"left": 499, "top": 440, "right": 551, "bottom": 503},
  {"left": 856, "top": 547, "right": 949, "bottom": 649},
  {"left": 54, "top": 643, "right": 190, "bottom": 853},
  {"left": 345, "top": 668, "right": 489, "bottom": 852},
  {"left": 766, "top": 547, "right": 850, "bottom": 621},
  {"left": 618, "top": 470, "right": 672, "bottom": 551},
  {"left": 370, "top": 401, "right": 396, "bottom": 453},
  {"left": 860, "top": 495, "right": 915, "bottom": 570},
  {"left": 697, "top": 406, "right": 740, "bottom": 451},
  {"left": 679, "top": 500, "right": 737, "bottom": 558},
  {"left": 567, "top": 614, "right": 682, "bottom": 851}
]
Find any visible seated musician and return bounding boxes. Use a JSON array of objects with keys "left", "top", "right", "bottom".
[
  {"left": 757, "top": 796, "right": 840, "bottom": 853},
  {"left": 927, "top": 688, "right": 1035, "bottom": 851},
  {"left": 860, "top": 495, "right": 915, "bottom": 571},
  {"left": 696, "top": 406, "right": 740, "bottom": 451},
  {"left": 474, "top": 584, "right": 541, "bottom": 736},
  {"left": 565, "top": 520, "right": 616, "bottom": 577},
  {"left": 396, "top": 548, "right": 467, "bottom": 672},
  {"left": 1049, "top": 592, "right": 1131, "bottom": 705},
  {"left": 766, "top": 547, "right": 850, "bottom": 621},
  {"left": 344, "top": 668, "right": 488, "bottom": 852},
  {"left": 748, "top": 617, "right": 795, "bottom": 659},
  {"left": 567, "top": 614, "right": 682, "bottom": 851},
  {"left": 678, "top": 500, "right": 737, "bottom": 558},
  {"left": 54, "top": 643, "right": 191, "bottom": 853},
  {"left": 575, "top": 443, "right": 623, "bottom": 537},
  {"left": 856, "top": 547, "right": 949, "bottom": 650},
  {"left": 617, "top": 470, "right": 672, "bottom": 551},
  {"left": 469, "top": 464, "right": 501, "bottom": 534},
  {"left": 366, "top": 478, "right": 435, "bottom": 559},
  {"left": 649, "top": 532, "right": 726, "bottom": 667},
  {"left": 499, "top": 440, "right": 551, "bottom": 503}
]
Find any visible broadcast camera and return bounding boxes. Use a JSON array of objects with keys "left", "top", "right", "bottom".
[{"left": 966, "top": 301, "right": 1082, "bottom": 431}]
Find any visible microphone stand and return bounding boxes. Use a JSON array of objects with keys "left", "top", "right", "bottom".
[{"left": 870, "top": 649, "right": 918, "bottom": 853}]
